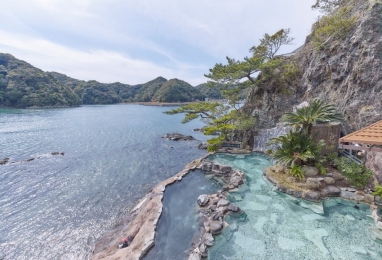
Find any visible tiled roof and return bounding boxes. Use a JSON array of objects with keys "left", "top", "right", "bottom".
[{"left": 339, "top": 120, "right": 382, "bottom": 145}]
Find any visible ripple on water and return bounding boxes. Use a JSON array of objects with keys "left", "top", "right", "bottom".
[{"left": 0, "top": 105, "right": 207, "bottom": 260}]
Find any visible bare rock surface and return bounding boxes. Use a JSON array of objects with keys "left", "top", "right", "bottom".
[{"left": 91, "top": 159, "right": 201, "bottom": 260}]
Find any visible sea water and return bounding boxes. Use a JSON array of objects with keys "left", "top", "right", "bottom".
[
  {"left": 209, "top": 153, "right": 382, "bottom": 260},
  {"left": 0, "top": 104, "right": 207, "bottom": 260}
]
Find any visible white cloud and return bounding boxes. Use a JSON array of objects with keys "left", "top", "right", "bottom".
[{"left": 0, "top": 0, "right": 320, "bottom": 85}]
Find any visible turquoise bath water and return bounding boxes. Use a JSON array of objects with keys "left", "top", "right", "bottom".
[{"left": 209, "top": 153, "right": 382, "bottom": 260}]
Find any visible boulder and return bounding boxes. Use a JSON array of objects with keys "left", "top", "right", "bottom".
[
  {"left": 323, "top": 177, "right": 335, "bottom": 185},
  {"left": 198, "top": 143, "right": 208, "bottom": 150},
  {"left": 227, "top": 204, "right": 240, "bottom": 212},
  {"left": 304, "top": 191, "right": 321, "bottom": 202},
  {"left": 220, "top": 166, "right": 232, "bottom": 174},
  {"left": 276, "top": 184, "right": 287, "bottom": 192},
  {"left": 326, "top": 186, "right": 341, "bottom": 197},
  {"left": 197, "top": 195, "right": 209, "bottom": 207},
  {"left": 363, "top": 194, "right": 374, "bottom": 204},
  {"left": 202, "top": 233, "right": 214, "bottom": 247},
  {"left": 331, "top": 172, "right": 345, "bottom": 180},
  {"left": 293, "top": 190, "right": 303, "bottom": 198},
  {"left": 302, "top": 166, "right": 319, "bottom": 177},
  {"left": 210, "top": 221, "right": 223, "bottom": 234},
  {"left": 306, "top": 178, "right": 321, "bottom": 190},
  {"left": 217, "top": 199, "right": 230, "bottom": 207}
]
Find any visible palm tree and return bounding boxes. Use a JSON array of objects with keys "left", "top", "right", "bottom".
[
  {"left": 267, "top": 130, "right": 325, "bottom": 167},
  {"left": 281, "top": 99, "right": 343, "bottom": 135}
]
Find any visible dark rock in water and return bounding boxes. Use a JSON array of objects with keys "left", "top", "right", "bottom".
[
  {"left": 326, "top": 186, "right": 341, "bottom": 197},
  {"left": 197, "top": 194, "right": 209, "bottom": 206},
  {"left": 304, "top": 191, "right": 321, "bottom": 202},
  {"left": 60, "top": 152, "right": 65, "bottom": 156},
  {"left": 162, "top": 133, "right": 195, "bottom": 141},
  {"left": 0, "top": 158, "right": 9, "bottom": 165},
  {"left": 210, "top": 221, "right": 223, "bottom": 234},
  {"left": 51, "top": 152, "right": 60, "bottom": 155},
  {"left": 26, "top": 158, "right": 35, "bottom": 162},
  {"left": 193, "top": 128, "right": 201, "bottom": 131},
  {"left": 198, "top": 142, "right": 208, "bottom": 150},
  {"left": 227, "top": 204, "right": 239, "bottom": 212}
]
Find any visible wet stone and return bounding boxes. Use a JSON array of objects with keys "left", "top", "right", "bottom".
[
  {"left": 210, "top": 220, "right": 223, "bottom": 234},
  {"left": 304, "top": 191, "right": 321, "bottom": 202},
  {"left": 197, "top": 194, "right": 209, "bottom": 207},
  {"left": 293, "top": 190, "right": 303, "bottom": 198},
  {"left": 202, "top": 233, "right": 214, "bottom": 247},
  {"left": 217, "top": 199, "right": 230, "bottom": 207},
  {"left": 227, "top": 204, "right": 240, "bottom": 212},
  {"left": 326, "top": 186, "right": 341, "bottom": 197}
]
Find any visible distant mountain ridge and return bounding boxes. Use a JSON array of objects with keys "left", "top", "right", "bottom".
[{"left": 0, "top": 53, "right": 225, "bottom": 108}]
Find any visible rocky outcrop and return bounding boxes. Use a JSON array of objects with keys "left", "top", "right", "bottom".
[
  {"left": 162, "top": 133, "right": 195, "bottom": 141},
  {"left": 264, "top": 166, "right": 375, "bottom": 204}
]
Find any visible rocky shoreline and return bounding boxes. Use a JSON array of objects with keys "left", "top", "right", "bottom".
[{"left": 91, "top": 153, "right": 382, "bottom": 260}]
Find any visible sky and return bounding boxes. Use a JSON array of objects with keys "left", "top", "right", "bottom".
[{"left": 0, "top": 0, "right": 320, "bottom": 86}]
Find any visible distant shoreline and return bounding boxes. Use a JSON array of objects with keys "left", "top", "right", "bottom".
[{"left": 136, "top": 101, "right": 191, "bottom": 107}]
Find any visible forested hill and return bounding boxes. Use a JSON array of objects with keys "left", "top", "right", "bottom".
[
  {"left": 0, "top": 53, "right": 82, "bottom": 108},
  {"left": 0, "top": 53, "right": 226, "bottom": 107}
]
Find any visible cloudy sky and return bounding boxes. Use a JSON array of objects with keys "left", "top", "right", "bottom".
[{"left": 0, "top": 0, "right": 319, "bottom": 86}]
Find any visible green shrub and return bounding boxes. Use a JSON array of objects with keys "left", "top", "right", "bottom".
[
  {"left": 334, "top": 157, "right": 373, "bottom": 189},
  {"left": 287, "top": 165, "right": 304, "bottom": 180},
  {"left": 372, "top": 185, "right": 382, "bottom": 196},
  {"left": 267, "top": 130, "right": 325, "bottom": 167},
  {"left": 311, "top": 6, "right": 357, "bottom": 49}
]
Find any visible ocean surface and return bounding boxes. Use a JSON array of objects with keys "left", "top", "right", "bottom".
[{"left": 0, "top": 104, "right": 207, "bottom": 260}]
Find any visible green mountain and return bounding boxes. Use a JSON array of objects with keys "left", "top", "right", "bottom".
[
  {"left": 0, "top": 54, "right": 82, "bottom": 108},
  {"left": 133, "top": 77, "right": 167, "bottom": 102},
  {"left": 195, "top": 83, "right": 223, "bottom": 99},
  {"left": 152, "top": 79, "right": 203, "bottom": 102},
  {"left": 0, "top": 53, "right": 208, "bottom": 107}
]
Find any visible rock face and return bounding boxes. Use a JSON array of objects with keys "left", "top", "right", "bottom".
[
  {"left": 366, "top": 151, "right": 382, "bottom": 184},
  {"left": 244, "top": 0, "right": 382, "bottom": 134}
]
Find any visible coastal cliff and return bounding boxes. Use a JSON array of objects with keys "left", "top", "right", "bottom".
[{"left": 243, "top": 0, "right": 382, "bottom": 134}]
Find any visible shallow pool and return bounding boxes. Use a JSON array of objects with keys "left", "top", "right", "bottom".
[{"left": 208, "top": 153, "right": 382, "bottom": 260}]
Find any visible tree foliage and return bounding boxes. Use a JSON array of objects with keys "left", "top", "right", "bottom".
[
  {"left": 267, "top": 130, "right": 325, "bottom": 168},
  {"left": 250, "top": 28, "right": 295, "bottom": 60},
  {"left": 165, "top": 102, "right": 255, "bottom": 151},
  {"left": 205, "top": 28, "right": 295, "bottom": 94},
  {"left": 281, "top": 99, "right": 343, "bottom": 135},
  {"left": 267, "top": 100, "right": 343, "bottom": 177}
]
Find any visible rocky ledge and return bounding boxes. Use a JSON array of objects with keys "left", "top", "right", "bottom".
[
  {"left": 264, "top": 165, "right": 375, "bottom": 204},
  {"left": 162, "top": 133, "right": 195, "bottom": 141},
  {"left": 91, "top": 158, "right": 203, "bottom": 260},
  {"left": 187, "top": 160, "right": 246, "bottom": 260}
]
